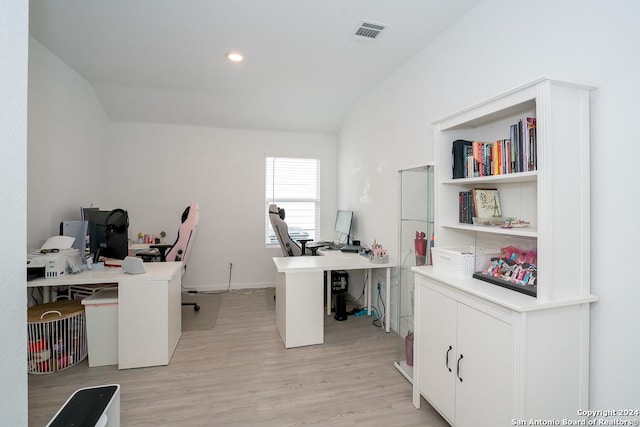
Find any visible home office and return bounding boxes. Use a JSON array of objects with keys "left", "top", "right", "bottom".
[
  {"left": 269, "top": 204, "right": 394, "bottom": 348},
  {"left": 4, "top": 1, "right": 639, "bottom": 426},
  {"left": 27, "top": 202, "right": 200, "bottom": 374}
]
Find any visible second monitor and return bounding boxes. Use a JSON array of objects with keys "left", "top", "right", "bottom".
[
  {"left": 86, "top": 209, "right": 129, "bottom": 262},
  {"left": 334, "top": 210, "right": 353, "bottom": 244}
]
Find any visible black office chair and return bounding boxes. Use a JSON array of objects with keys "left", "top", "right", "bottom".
[
  {"left": 137, "top": 202, "right": 201, "bottom": 311},
  {"left": 268, "top": 204, "right": 313, "bottom": 256}
]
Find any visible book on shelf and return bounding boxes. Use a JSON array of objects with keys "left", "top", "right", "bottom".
[
  {"left": 525, "top": 117, "right": 537, "bottom": 171},
  {"left": 458, "top": 188, "right": 502, "bottom": 224},
  {"left": 452, "top": 139, "right": 473, "bottom": 179},
  {"left": 451, "top": 116, "right": 536, "bottom": 179},
  {"left": 472, "top": 188, "right": 501, "bottom": 219},
  {"left": 472, "top": 141, "right": 483, "bottom": 177},
  {"left": 458, "top": 190, "right": 474, "bottom": 224}
]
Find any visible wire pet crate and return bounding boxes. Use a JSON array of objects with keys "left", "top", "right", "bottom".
[{"left": 27, "top": 299, "right": 87, "bottom": 374}]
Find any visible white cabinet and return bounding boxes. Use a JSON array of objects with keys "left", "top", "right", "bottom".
[
  {"left": 412, "top": 79, "right": 597, "bottom": 425},
  {"left": 415, "top": 276, "right": 510, "bottom": 427},
  {"left": 413, "top": 269, "right": 594, "bottom": 424}
]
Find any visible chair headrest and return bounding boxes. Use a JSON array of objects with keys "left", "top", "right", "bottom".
[
  {"left": 181, "top": 206, "right": 190, "bottom": 223},
  {"left": 268, "top": 204, "right": 285, "bottom": 219}
]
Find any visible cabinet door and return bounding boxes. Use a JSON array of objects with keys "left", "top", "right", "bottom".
[
  {"left": 417, "top": 284, "right": 457, "bottom": 423},
  {"left": 455, "top": 303, "right": 511, "bottom": 427}
]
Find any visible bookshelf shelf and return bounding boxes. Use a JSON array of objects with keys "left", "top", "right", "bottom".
[
  {"left": 442, "top": 222, "right": 538, "bottom": 238},
  {"left": 441, "top": 170, "right": 537, "bottom": 185},
  {"left": 411, "top": 79, "right": 597, "bottom": 424}
]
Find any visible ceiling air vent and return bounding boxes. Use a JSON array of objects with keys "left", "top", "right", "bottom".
[{"left": 354, "top": 21, "right": 387, "bottom": 41}]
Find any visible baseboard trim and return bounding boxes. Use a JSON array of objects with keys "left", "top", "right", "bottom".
[{"left": 183, "top": 281, "right": 275, "bottom": 292}]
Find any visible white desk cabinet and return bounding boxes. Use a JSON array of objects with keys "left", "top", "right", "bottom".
[
  {"left": 413, "top": 270, "right": 594, "bottom": 425},
  {"left": 118, "top": 264, "right": 181, "bottom": 369},
  {"left": 28, "top": 262, "right": 183, "bottom": 369},
  {"left": 273, "top": 251, "right": 394, "bottom": 348},
  {"left": 275, "top": 270, "right": 325, "bottom": 348},
  {"left": 416, "top": 279, "right": 510, "bottom": 426}
]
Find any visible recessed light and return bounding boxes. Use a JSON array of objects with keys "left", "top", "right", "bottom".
[{"left": 227, "top": 52, "right": 244, "bottom": 62}]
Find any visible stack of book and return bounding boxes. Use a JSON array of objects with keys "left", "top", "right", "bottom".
[
  {"left": 458, "top": 188, "right": 502, "bottom": 224},
  {"left": 458, "top": 190, "right": 474, "bottom": 224},
  {"left": 455, "top": 117, "right": 537, "bottom": 179}
]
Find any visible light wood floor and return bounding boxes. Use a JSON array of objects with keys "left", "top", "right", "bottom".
[{"left": 28, "top": 289, "right": 448, "bottom": 426}]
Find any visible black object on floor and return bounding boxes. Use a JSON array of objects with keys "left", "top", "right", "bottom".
[{"left": 334, "top": 292, "right": 348, "bottom": 321}]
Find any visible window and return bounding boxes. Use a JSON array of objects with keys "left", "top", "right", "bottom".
[{"left": 265, "top": 156, "right": 320, "bottom": 245}]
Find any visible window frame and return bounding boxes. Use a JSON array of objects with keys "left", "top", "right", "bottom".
[{"left": 265, "top": 156, "right": 321, "bottom": 247}]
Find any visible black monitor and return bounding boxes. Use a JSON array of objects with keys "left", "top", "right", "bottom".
[
  {"left": 87, "top": 209, "right": 129, "bottom": 262},
  {"left": 335, "top": 210, "right": 353, "bottom": 243}
]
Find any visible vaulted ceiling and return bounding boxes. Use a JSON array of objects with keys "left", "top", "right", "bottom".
[{"left": 29, "top": 0, "right": 480, "bottom": 134}]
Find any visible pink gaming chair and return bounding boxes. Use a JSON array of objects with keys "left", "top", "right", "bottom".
[
  {"left": 137, "top": 202, "right": 200, "bottom": 310},
  {"left": 167, "top": 202, "right": 199, "bottom": 310}
]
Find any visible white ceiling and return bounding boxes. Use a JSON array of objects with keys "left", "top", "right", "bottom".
[{"left": 29, "top": 0, "right": 480, "bottom": 134}]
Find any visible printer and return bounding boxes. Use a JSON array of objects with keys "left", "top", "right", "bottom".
[{"left": 27, "top": 236, "right": 83, "bottom": 280}]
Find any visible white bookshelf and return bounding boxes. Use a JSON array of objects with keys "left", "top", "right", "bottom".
[{"left": 412, "top": 79, "right": 598, "bottom": 425}]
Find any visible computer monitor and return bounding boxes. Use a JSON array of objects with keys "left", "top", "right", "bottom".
[
  {"left": 87, "top": 209, "right": 129, "bottom": 262},
  {"left": 81, "top": 207, "right": 99, "bottom": 222},
  {"left": 335, "top": 210, "right": 353, "bottom": 243}
]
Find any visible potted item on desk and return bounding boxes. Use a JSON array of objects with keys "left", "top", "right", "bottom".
[{"left": 370, "top": 240, "right": 389, "bottom": 264}]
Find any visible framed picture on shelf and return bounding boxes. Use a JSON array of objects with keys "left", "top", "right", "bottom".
[{"left": 472, "top": 188, "right": 502, "bottom": 219}]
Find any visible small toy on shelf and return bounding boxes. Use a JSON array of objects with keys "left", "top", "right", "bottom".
[
  {"left": 499, "top": 217, "right": 531, "bottom": 228},
  {"left": 472, "top": 245, "right": 538, "bottom": 297}
]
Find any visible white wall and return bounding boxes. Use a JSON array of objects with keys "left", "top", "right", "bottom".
[
  {"left": 339, "top": 0, "right": 639, "bottom": 410},
  {"left": 27, "top": 38, "right": 110, "bottom": 248},
  {"left": 106, "top": 122, "right": 338, "bottom": 290},
  {"left": 0, "top": 1, "right": 28, "bottom": 425},
  {"left": 27, "top": 39, "right": 338, "bottom": 290}
]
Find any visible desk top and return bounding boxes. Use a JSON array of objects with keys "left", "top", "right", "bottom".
[
  {"left": 28, "top": 262, "right": 182, "bottom": 287},
  {"left": 273, "top": 250, "right": 394, "bottom": 272}
]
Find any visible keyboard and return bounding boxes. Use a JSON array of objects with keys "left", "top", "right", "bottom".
[
  {"left": 307, "top": 241, "right": 356, "bottom": 251},
  {"left": 307, "top": 241, "right": 343, "bottom": 250},
  {"left": 306, "top": 241, "right": 330, "bottom": 248}
]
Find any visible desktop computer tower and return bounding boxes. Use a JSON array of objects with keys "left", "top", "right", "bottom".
[
  {"left": 331, "top": 271, "right": 348, "bottom": 321},
  {"left": 331, "top": 270, "right": 348, "bottom": 292}
]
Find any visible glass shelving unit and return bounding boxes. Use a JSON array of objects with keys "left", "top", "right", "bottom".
[{"left": 394, "top": 163, "right": 434, "bottom": 382}]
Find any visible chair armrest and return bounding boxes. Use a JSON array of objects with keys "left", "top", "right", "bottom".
[
  {"left": 297, "top": 239, "right": 313, "bottom": 256},
  {"left": 150, "top": 243, "right": 172, "bottom": 262}
]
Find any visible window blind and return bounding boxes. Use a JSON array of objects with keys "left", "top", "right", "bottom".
[{"left": 265, "top": 157, "right": 320, "bottom": 245}]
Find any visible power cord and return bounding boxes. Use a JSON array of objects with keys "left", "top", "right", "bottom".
[
  {"left": 371, "top": 282, "right": 386, "bottom": 328},
  {"left": 182, "top": 261, "right": 233, "bottom": 295}
]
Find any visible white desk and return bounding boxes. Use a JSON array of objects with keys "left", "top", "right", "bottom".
[
  {"left": 272, "top": 250, "right": 394, "bottom": 348},
  {"left": 28, "top": 262, "right": 182, "bottom": 369}
]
